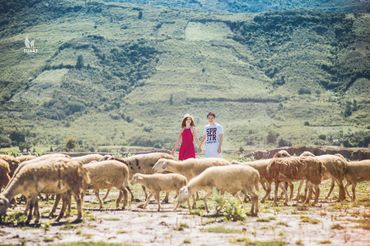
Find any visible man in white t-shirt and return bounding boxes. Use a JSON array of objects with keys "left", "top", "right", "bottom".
[{"left": 199, "top": 112, "right": 224, "bottom": 158}]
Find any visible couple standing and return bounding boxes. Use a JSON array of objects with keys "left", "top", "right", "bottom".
[{"left": 171, "top": 112, "right": 224, "bottom": 160}]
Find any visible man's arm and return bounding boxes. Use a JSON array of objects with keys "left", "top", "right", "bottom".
[{"left": 217, "top": 133, "right": 224, "bottom": 153}]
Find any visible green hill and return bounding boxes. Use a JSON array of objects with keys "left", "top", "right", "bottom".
[{"left": 0, "top": 0, "right": 369, "bottom": 155}]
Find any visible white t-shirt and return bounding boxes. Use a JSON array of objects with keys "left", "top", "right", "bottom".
[{"left": 203, "top": 123, "right": 223, "bottom": 158}]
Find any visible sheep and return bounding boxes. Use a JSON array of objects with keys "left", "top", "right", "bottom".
[
  {"left": 0, "top": 154, "right": 20, "bottom": 177},
  {"left": 344, "top": 160, "right": 370, "bottom": 201},
  {"left": 72, "top": 154, "right": 107, "bottom": 165},
  {"left": 273, "top": 150, "right": 291, "bottom": 158},
  {"left": 267, "top": 156, "right": 325, "bottom": 206},
  {"left": 82, "top": 160, "right": 130, "bottom": 210},
  {"left": 0, "top": 159, "right": 11, "bottom": 191},
  {"left": 109, "top": 152, "right": 175, "bottom": 202},
  {"left": 0, "top": 158, "right": 90, "bottom": 224},
  {"left": 153, "top": 158, "right": 230, "bottom": 181},
  {"left": 130, "top": 173, "right": 188, "bottom": 211},
  {"left": 178, "top": 165, "right": 260, "bottom": 216},
  {"left": 316, "top": 154, "right": 348, "bottom": 201},
  {"left": 15, "top": 155, "right": 36, "bottom": 163}
]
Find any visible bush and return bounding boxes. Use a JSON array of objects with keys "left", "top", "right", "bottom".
[
  {"left": 266, "top": 131, "right": 279, "bottom": 144},
  {"left": 278, "top": 138, "right": 291, "bottom": 147},
  {"left": 66, "top": 138, "right": 76, "bottom": 151},
  {"left": 298, "top": 87, "right": 311, "bottom": 95},
  {"left": 304, "top": 121, "right": 310, "bottom": 126},
  {"left": 76, "top": 55, "right": 84, "bottom": 69},
  {"left": 319, "top": 134, "right": 326, "bottom": 140},
  {"left": 214, "top": 195, "right": 246, "bottom": 221},
  {"left": 0, "top": 135, "right": 12, "bottom": 148},
  {"left": 9, "top": 131, "right": 26, "bottom": 145}
]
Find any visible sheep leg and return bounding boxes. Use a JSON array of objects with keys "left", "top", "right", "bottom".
[
  {"left": 142, "top": 185, "right": 148, "bottom": 201},
  {"left": 325, "top": 179, "right": 335, "bottom": 200},
  {"left": 122, "top": 187, "right": 129, "bottom": 209},
  {"left": 49, "top": 194, "right": 61, "bottom": 218},
  {"left": 203, "top": 191, "right": 212, "bottom": 213},
  {"left": 336, "top": 179, "right": 346, "bottom": 201},
  {"left": 344, "top": 182, "right": 352, "bottom": 200},
  {"left": 102, "top": 188, "right": 111, "bottom": 201},
  {"left": 56, "top": 196, "right": 67, "bottom": 222},
  {"left": 162, "top": 192, "right": 169, "bottom": 204},
  {"left": 174, "top": 191, "right": 180, "bottom": 211},
  {"left": 261, "top": 182, "right": 272, "bottom": 203},
  {"left": 66, "top": 192, "right": 72, "bottom": 217},
  {"left": 351, "top": 182, "right": 357, "bottom": 202},
  {"left": 280, "top": 183, "right": 289, "bottom": 206},
  {"left": 191, "top": 194, "right": 197, "bottom": 209},
  {"left": 288, "top": 182, "right": 294, "bottom": 200},
  {"left": 73, "top": 192, "right": 82, "bottom": 222},
  {"left": 187, "top": 198, "right": 192, "bottom": 213},
  {"left": 34, "top": 199, "right": 40, "bottom": 224},
  {"left": 273, "top": 181, "right": 280, "bottom": 206},
  {"left": 246, "top": 189, "right": 259, "bottom": 216},
  {"left": 142, "top": 193, "right": 152, "bottom": 209},
  {"left": 304, "top": 183, "right": 313, "bottom": 204},
  {"left": 116, "top": 190, "right": 123, "bottom": 209},
  {"left": 94, "top": 190, "right": 103, "bottom": 209},
  {"left": 155, "top": 192, "right": 161, "bottom": 212},
  {"left": 126, "top": 186, "right": 135, "bottom": 203},
  {"left": 312, "top": 185, "right": 320, "bottom": 205},
  {"left": 295, "top": 180, "right": 304, "bottom": 201},
  {"left": 26, "top": 197, "right": 34, "bottom": 224}
]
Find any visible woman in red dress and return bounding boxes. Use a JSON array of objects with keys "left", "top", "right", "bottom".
[{"left": 172, "top": 114, "right": 200, "bottom": 160}]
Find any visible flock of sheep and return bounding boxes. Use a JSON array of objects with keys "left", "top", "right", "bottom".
[{"left": 0, "top": 150, "right": 369, "bottom": 225}]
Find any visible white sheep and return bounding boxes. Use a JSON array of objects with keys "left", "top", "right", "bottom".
[
  {"left": 344, "top": 159, "right": 370, "bottom": 201},
  {"left": 131, "top": 173, "right": 188, "bottom": 211},
  {"left": 178, "top": 165, "right": 260, "bottom": 216},
  {"left": 83, "top": 160, "right": 130, "bottom": 209},
  {"left": 0, "top": 158, "right": 89, "bottom": 224}
]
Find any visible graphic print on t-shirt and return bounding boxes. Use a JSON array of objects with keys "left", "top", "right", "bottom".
[{"left": 206, "top": 127, "right": 217, "bottom": 144}]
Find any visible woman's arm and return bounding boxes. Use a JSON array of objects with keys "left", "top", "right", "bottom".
[
  {"left": 191, "top": 127, "right": 201, "bottom": 147},
  {"left": 172, "top": 129, "right": 182, "bottom": 155}
]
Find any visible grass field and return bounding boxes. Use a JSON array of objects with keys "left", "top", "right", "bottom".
[{"left": 0, "top": 1, "right": 369, "bottom": 155}]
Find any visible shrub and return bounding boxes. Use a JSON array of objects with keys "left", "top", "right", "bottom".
[
  {"left": 266, "top": 131, "right": 279, "bottom": 144},
  {"left": 0, "top": 135, "right": 12, "bottom": 148},
  {"left": 76, "top": 55, "right": 84, "bottom": 69},
  {"left": 298, "top": 87, "right": 311, "bottom": 95},
  {"left": 9, "top": 131, "right": 26, "bottom": 145},
  {"left": 304, "top": 121, "right": 310, "bottom": 126},
  {"left": 66, "top": 138, "right": 76, "bottom": 151},
  {"left": 278, "top": 138, "right": 291, "bottom": 147}
]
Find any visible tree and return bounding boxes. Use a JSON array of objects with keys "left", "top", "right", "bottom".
[
  {"left": 66, "top": 138, "right": 76, "bottom": 151},
  {"left": 76, "top": 55, "right": 84, "bottom": 69}
]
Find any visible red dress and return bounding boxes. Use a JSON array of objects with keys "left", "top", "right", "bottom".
[{"left": 178, "top": 128, "right": 196, "bottom": 160}]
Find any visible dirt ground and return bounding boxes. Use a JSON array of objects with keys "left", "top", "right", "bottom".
[{"left": 0, "top": 181, "right": 369, "bottom": 246}]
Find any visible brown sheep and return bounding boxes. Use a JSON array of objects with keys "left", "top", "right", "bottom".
[
  {"left": 0, "top": 159, "right": 11, "bottom": 191},
  {"left": 0, "top": 154, "right": 20, "bottom": 177},
  {"left": 267, "top": 156, "right": 325, "bottom": 206},
  {"left": 15, "top": 155, "right": 36, "bottom": 163},
  {"left": 344, "top": 160, "right": 370, "bottom": 201},
  {"left": 316, "top": 155, "right": 347, "bottom": 201},
  {"left": 0, "top": 158, "right": 90, "bottom": 224}
]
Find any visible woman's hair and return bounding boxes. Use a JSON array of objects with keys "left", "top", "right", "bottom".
[{"left": 181, "top": 115, "right": 195, "bottom": 128}]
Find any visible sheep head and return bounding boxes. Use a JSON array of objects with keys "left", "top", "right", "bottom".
[
  {"left": 152, "top": 158, "right": 168, "bottom": 172},
  {"left": 273, "top": 150, "right": 291, "bottom": 158},
  {"left": 178, "top": 186, "right": 190, "bottom": 203},
  {"left": 131, "top": 173, "right": 143, "bottom": 184},
  {"left": 300, "top": 151, "right": 315, "bottom": 157},
  {"left": 0, "top": 195, "right": 9, "bottom": 215}
]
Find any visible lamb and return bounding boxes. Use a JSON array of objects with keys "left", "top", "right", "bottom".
[
  {"left": 82, "top": 160, "right": 130, "bottom": 209},
  {"left": 0, "top": 154, "right": 20, "bottom": 177},
  {"left": 178, "top": 165, "right": 260, "bottom": 216},
  {"left": 0, "top": 159, "right": 11, "bottom": 191},
  {"left": 109, "top": 152, "right": 175, "bottom": 201},
  {"left": 130, "top": 173, "right": 188, "bottom": 211},
  {"left": 0, "top": 158, "right": 90, "bottom": 224},
  {"left": 344, "top": 160, "right": 370, "bottom": 201},
  {"left": 267, "top": 156, "right": 325, "bottom": 206}
]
